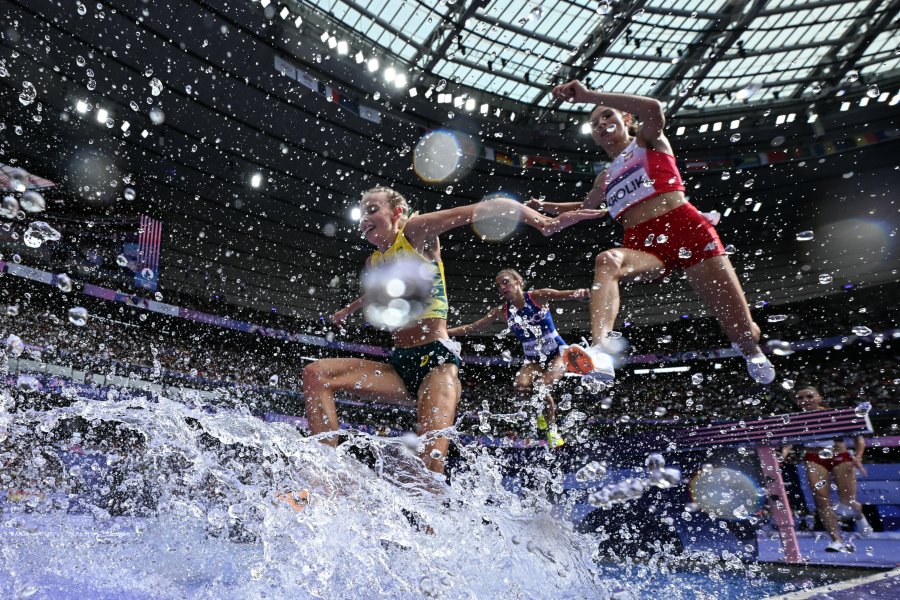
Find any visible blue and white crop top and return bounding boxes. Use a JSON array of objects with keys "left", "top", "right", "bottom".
[{"left": 507, "top": 292, "right": 567, "bottom": 359}]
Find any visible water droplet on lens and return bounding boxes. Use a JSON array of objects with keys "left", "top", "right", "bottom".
[
  {"left": 123, "top": 187, "right": 136, "bottom": 201},
  {"left": 866, "top": 84, "right": 879, "bottom": 98},
  {"left": 795, "top": 230, "right": 814, "bottom": 241},
  {"left": 818, "top": 273, "right": 833, "bottom": 284},
  {"left": 55, "top": 273, "right": 73, "bottom": 292},
  {"left": 691, "top": 373, "right": 704, "bottom": 385},
  {"left": 847, "top": 69, "right": 859, "bottom": 82},
  {"left": 854, "top": 402, "right": 872, "bottom": 417},
  {"left": 851, "top": 325, "right": 872, "bottom": 336},
  {"left": 729, "top": 133, "right": 741, "bottom": 142},
  {"left": 67, "top": 306, "right": 89, "bottom": 326},
  {"left": 19, "top": 81, "right": 37, "bottom": 106},
  {"left": 767, "top": 314, "right": 788, "bottom": 322}
]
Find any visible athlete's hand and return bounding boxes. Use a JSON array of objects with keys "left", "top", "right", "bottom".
[
  {"left": 852, "top": 457, "right": 868, "bottom": 477},
  {"left": 573, "top": 288, "right": 591, "bottom": 301},
  {"left": 552, "top": 80, "right": 592, "bottom": 104},
  {"left": 545, "top": 208, "right": 607, "bottom": 236},
  {"left": 331, "top": 307, "right": 352, "bottom": 324},
  {"left": 526, "top": 197, "right": 545, "bottom": 211}
]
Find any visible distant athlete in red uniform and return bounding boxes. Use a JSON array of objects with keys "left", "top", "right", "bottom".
[{"left": 530, "top": 80, "right": 774, "bottom": 384}]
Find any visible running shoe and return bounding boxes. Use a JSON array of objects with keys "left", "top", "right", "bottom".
[
  {"left": 744, "top": 353, "right": 776, "bottom": 385},
  {"left": 825, "top": 539, "right": 855, "bottom": 553},
  {"left": 546, "top": 429, "right": 565, "bottom": 448},
  {"left": 563, "top": 344, "right": 615, "bottom": 380},
  {"left": 856, "top": 514, "right": 874, "bottom": 536}
]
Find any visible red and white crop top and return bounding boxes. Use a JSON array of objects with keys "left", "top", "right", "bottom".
[{"left": 602, "top": 139, "right": 685, "bottom": 220}]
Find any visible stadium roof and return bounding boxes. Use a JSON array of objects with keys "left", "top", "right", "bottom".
[{"left": 289, "top": 0, "right": 900, "bottom": 123}]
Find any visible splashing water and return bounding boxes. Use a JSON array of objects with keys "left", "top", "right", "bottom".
[{"left": 0, "top": 389, "right": 614, "bottom": 598}]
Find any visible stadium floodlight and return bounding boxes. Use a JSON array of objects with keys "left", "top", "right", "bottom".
[
  {"left": 96, "top": 108, "right": 108, "bottom": 123},
  {"left": 320, "top": 31, "right": 329, "bottom": 42},
  {"left": 698, "top": 123, "right": 709, "bottom": 133},
  {"left": 465, "top": 98, "right": 476, "bottom": 111},
  {"left": 367, "top": 57, "right": 379, "bottom": 72},
  {"left": 337, "top": 40, "right": 348, "bottom": 55},
  {"left": 251, "top": 173, "right": 263, "bottom": 188},
  {"left": 76, "top": 100, "right": 89, "bottom": 113},
  {"left": 729, "top": 119, "right": 740, "bottom": 129},
  {"left": 395, "top": 73, "right": 408, "bottom": 88},
  {"left": 712, "top": 121, "right": 722, "bottom": 131},
  {"left": 384, "top": 66, "right": 396, "bottom": 82},
  {"left": 675, "top": 126, "right": 685, "bottom": 135}
]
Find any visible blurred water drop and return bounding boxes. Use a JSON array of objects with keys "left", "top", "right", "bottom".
[
  {"left": 1, "top": 196, "right": 20, "bottom": 219},
  {"left": 76, "top": 56, "right": 86, "bottom": 67},
  {"left": 796, "top": 230, "right": 814, "bottom": 241},
  {"left": 724, "top": 244, "right": 736, "bottom": 255},
  {"left": 729, "top": 133, "right": 741, "bottom": 142},
  {"left": 76, "top": 1, "right": 87, "bottom": 15},
  {"left": 851, "top": 325, "right": 872, "bottom": 336},
  {"left": 678, "top": 248, "right": 692, "bottom": 259},
  {"left": 691, "top": 373, "right": 704, "bottom": 385},
  {"left": 721, "top": 172, "right": 731, "bottom": 180},
  {"left": 654, "top": 407, "right": 666, "bottom": 417},
  {"left": 149, "top": 107, "right": 165, "bottom": 124},
  {"left": 130, "top": 100, "right": 139, "bottom": 111},
  {"left": 866, "top": 84, "right": 879, "bottom": 98},
  {"left": 142, "top": 268, "right": 155, "bottom": 280},
  {"left": 67, "top": 307, "right": 89, "bottom": 326},
  {"left": 846, "top": 70, "right": 859, "bottom": 82},
  {"left": 767, "top": 314, "right": 788, "bottom": 322},
  {"left": 55, "top": 273, "right": 73, "bottom": 292},
  {"left": 656, "top": 234, "right": 668, "bottom": 244},
  {"left": 19, "top": 81, "right": 37, "bottom": 106},
  {"left": 818, "top": 447, "right": 834, "bottom": 460},
  {"left": 20, "top": 191, "right": 46, "bottom": 213},
  {"left": 855, "top": 402, "right": 872, "bottom": 418},
  {"left": 575, "top": 461, "right": 607, "bottom": 482},
  {"left": 149, "top": 77, "right": 163, "bottom": 96},
  {"left": 15, "top": 584, "right": 39, "bottom": 599},
  {"left": 123, "top": 187, "right": 136, "bottom": 201},
  {"left": 116, "top": 254, "right": 129, "bottom": 267},
  {"left": 818, "top": 273, "right": 833, "bottom": 284},
  {"left": 23, "top": 221, "right": 61, "bottom": 248},
  {"left": 5, "top": 334, "right": 25, "bottom": 357}
]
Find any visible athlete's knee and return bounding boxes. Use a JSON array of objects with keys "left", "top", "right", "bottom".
[
  {"left": 302, "top": 361, "right": 330, "bottom": 390},
  {"left": 594, "top": 250, "right": 624, "bottom": 278}
]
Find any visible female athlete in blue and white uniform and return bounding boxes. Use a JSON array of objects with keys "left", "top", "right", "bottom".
[{"left": 448, "top": 269, "right": 589, "bottom": 447}]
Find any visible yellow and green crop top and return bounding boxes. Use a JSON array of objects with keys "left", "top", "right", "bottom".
[{"left": 369, "top": 227, "right": 449, "bottom": 320}]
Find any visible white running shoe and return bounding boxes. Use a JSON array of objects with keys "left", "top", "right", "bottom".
[
  {"left": 856, "top": 514, "right": 874, "bottom": 535},
  {"left": 745, "top": 353, "right": 776, "bottom": 385},
  {"left": 563, "top": 344, "right": 615, "bottom": 381},
  {"left": 825, "top": 539, "right": 855, "bottom": 553}
]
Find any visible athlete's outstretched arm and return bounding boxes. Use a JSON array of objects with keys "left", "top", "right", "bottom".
[
  {"left": 447, "top": 305, "right": 505, "bottom": 337},
  {"left": 403, "top": 198, "right": 552, "bottom": 245},
  {"left": 552, "top": 80, "right": 666, "bottom": 142},
  {"left": 531, "top": 288, "right": 590, "bottom": 304},
  {"left": 331, "top": 296, "right": 365, "bottom": 324},
  {"left": 530, "top": 171, "right": 607, "bottom": 214}
]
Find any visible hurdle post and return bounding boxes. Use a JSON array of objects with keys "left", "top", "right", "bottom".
[{"left": 757, "top": 445, "right": 801, "bottom": 563}]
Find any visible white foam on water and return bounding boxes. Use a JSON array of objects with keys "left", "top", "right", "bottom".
[{"left": 0, "top": 390, "right": 611, "bottom": 599}]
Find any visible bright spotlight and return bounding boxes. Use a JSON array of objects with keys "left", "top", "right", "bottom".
[
  {"left": 395, "top": 73, "right": 408, "bottom": 88},
  {"left": 76, "top": 100, "right": 89, "bottom": 113},
  {"left": 355, "top": 51, "right": 364, "bottom": 64},
  {"left": 327, "top": 37, "right": 337, "bottom": 49},
  {"left": 367, "top": 57, "right": 379, "bottom": 72},
  {"left": 350, "top": 207, "right": 361, "bottom": 221},
  {"left": 320, "top": 31, "right": 329, "bottom": 42},
  {"left": 250, "top": 173, "right": 262, "bottom": 188},
  {"left": 96, "top": 108, "right": 108, "bottom": 123},
  {"left": 384, "top": 66, "right": 396, "bottom": 82},
  {"left": 465, "top": 98, "right": 476, "bottom": 111},
  {"left": 580, "top": 122, "right": 591, "bottom": 134},
  {"left": 337, "top": 40, "right": 348, "bottom": 55}
]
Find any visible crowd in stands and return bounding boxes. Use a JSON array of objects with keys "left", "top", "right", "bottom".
[{"left": 3, "top": 291, "right": 896, "bottom": 437}]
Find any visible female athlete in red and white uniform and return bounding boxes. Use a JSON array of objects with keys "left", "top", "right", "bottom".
[{"left": 530, "top": 80, "right": 774, "bottom": 384}]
